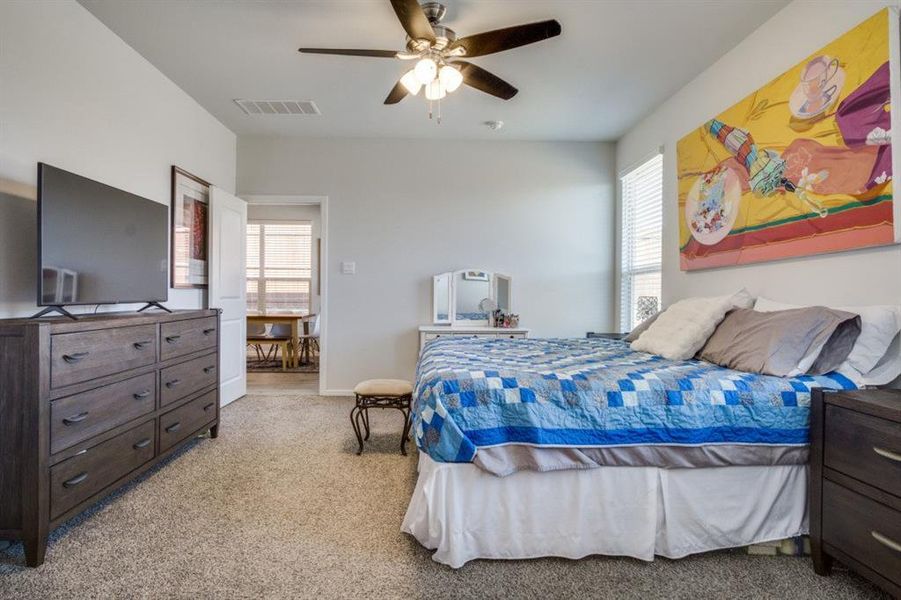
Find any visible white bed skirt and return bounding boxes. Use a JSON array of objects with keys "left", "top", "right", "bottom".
[{"left": 402, "top": 454, "right": 808, "bottom": 568}]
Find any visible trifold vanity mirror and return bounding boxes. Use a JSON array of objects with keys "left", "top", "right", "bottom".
[{"left": 432, "top": 269, "right": 512, "bottom": 326}]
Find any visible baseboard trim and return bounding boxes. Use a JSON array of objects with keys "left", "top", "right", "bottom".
[{"left": 320, "top": 389, "right": 354, "bottom": 397}]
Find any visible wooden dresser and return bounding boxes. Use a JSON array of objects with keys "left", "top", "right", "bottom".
[
  {"left": 0, "top": 309, "right": 220, "bottom": 567},
  {"left": 810, "top": 388, "right": 901, "bottom": 597}
]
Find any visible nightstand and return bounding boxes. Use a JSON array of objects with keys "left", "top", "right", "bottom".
[
  {"left": 810, "top": 388, "right": 901, "bottom": 597},
  {"left": 586, "top": 332, "right": 627, "bottom": 340}
]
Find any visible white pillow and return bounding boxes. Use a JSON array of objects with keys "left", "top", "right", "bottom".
[
  {"left": 631, "top": 294, "right": 735, "bottom": 360},
  {"left": 731, "top": 288, "right": 755, "bottom": 310},
  {"left": 754, "top": 297, "right": 901, "bottom": 376},
  {"left": 837, "top": 333, "right": 901, "bottom": 386}
]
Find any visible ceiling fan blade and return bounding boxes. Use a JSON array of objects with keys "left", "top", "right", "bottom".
[
  {"left": 450, "top": 20, "right": 561, "bottom": 57},
  {"left": 453, "top": 61, "right": 518, "bottom": 100},
  {"left": 298, "top": 48, "right": 399, "bottom": 58},
  {"left": 384, "top": 80, "right": 409, "bottom": 105},
  {"left": 390, "top": 0, "right": 436, "bottom": 44}
]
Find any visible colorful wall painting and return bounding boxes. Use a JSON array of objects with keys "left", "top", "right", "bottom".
[{"left": 677, "top": 9, "right": 901, "bottom": 271}]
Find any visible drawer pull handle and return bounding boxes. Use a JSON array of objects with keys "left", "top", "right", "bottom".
[
  {"left": 872, "top": 531, "right": 901, "bottom": 553},
  {"left": 165, "top": 422, "right": 181, "bottom": 434},
  {"left": 63, "top": 472, "right": 88, "bottom": 488},
  {"left": 203, "top": 328, "right": 216, "bottom": 335},
  {"left": 62, "top": 412, "right": 89, "bottom": 426},
  {"left": 165, "top": 379, "right": 182, "bottom": 389},
  {"left": 62, "top": 352, "right": 89, "bottom": 364},
  {"left": 165, "top": 335, "right": 182, "bottom": 343},
  {"left": 133, "top": 390, "right": 152, "bottom": 400},
  {"left": 873, "top": 446, "right": 901, "bottom": 463},
  {"left": 133, "top": 438, "right": 152, "bottom": 450},
  {"left": 133, "top": 340, "right": 152, "bottom": 349},
  {"left": 203, "top": 366, "right": 216, "bottom": 374},
  {"left": 204, "top": 402, "right": 216, "bottom": 412}
]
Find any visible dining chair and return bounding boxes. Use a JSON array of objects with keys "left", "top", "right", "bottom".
[
  {"left": 246, "top": 322, "right": 268, "bottom": 362},
  {"left": 298, "top": 314, "right": 320, "bottom": 365},
  {"left": 268, "top": 323, "right": 295, "bottom": 366},
  {"left": 246, "top": 321, "right": 292, "bottom": 371}
]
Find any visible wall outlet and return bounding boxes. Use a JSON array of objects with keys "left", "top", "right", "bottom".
[{"left": 341, "top": 261, "right": 356, "bottom": 275}]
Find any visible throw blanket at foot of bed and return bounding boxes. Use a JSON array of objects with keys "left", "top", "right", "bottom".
[{"left": 412, "top": 338, "right": 856, "bottom": 469}]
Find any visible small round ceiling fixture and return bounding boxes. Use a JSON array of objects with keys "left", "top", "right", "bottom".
[{"left": 485, "top": 120, "right": 504, "bottom": 131}]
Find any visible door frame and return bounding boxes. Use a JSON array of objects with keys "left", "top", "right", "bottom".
[{"left": 244, "top": 195, "right": 329, "bottom": 395}]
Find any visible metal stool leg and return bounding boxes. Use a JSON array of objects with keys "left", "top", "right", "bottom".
[
  {"left": 400, "top": 395, "right": 413, "bottom": 454},
  {"left": 350, "top": 400, "right": 364, "bottom": 455},
  {"left": 362, "top": 405, "right": 371, "bottom": 440},
  {"left": 399, "top": 409, "right": 410, "bottom": 456}
]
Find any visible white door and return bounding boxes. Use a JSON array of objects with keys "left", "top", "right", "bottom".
[{"left": 209, "top": 186, "right": 247, "bottom": 406}]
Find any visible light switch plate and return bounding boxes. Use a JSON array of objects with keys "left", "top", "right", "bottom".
[{"left": 341, "top": 261, "right": 356, "bottom": 275}]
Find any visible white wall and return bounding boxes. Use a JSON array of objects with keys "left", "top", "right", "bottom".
[
  {"left": 246, "top": 203, "right": 322, "bottom": 315},
  {"left": 616, "top": 0, "right": 901, "bottom": 316},
  {"left": 0, "top": 0, "right": 237, "bottom": 317},
  {"left": 238, "top": 137, "right": 616, "bottom": 392}
]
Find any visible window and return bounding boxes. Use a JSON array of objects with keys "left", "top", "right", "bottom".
[
  {"left": 246, "top": 221, "right": 313, "bottom": 315},
  {"left": 620, "top": 153, "right": 663, "bottom": 332}
]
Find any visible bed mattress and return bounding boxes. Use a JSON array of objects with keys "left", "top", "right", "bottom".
[{"left": 413, "top": 337, "right": 855, "bottom": 473}]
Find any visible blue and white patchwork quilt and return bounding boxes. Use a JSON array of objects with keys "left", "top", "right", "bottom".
[{"left": 413, "top": 337, "right": 856, "bottom": 463}]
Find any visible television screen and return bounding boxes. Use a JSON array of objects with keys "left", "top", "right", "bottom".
[{"left": 38, "top": 163, "right": 168, "bottom": 306}]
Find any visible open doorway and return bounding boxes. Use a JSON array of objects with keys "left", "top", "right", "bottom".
[{"left": 243, "top": 196, "right": 327, "bottom": 395}]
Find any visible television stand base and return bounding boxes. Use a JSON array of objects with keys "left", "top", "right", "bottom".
[
  {"left": 30, "top": 306, "right": 78, "bottom": 320},
  {"left": 137, "top": 301, "right": 172, "bottom": 313}
]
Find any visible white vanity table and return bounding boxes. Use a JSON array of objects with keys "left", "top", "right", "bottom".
[{"left": 420, "top": 269, "right": 529, "bottom": 352}]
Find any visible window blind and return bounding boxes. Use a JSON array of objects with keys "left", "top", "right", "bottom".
[
  {"left": 620, "top": 153, "right": 663, "bottom": 332},
  {"left": 246, "top": 221, "right": 313, "bottom": 315}
]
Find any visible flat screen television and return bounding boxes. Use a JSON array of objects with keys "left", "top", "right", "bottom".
[{"left": 37, "top": 163, "right": 168, "bottom": 307}]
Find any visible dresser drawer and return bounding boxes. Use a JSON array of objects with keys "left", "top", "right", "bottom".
[
  {"left": 159, "top": 390, "right": 217, "bottom": 453},
  {"left": 50, "top": 373, "right": 156, "bottom": 455},
  {"left": 825, "top": 404, "right": 901, "bottom": 498},
  {"left": 823, "top": 480, "right": 901, "bottom": 586},
  {"left": 51, "top": 325, "right": 157, "bottom": 388},
  {"left": 160, "top": 316, "right": 217, "bottom": 361},
  {"left": 159, "top": 352, "right": 218, "bottom": 407},
  {"left": 423, "top": 332, "right": 450, "bottom": 341},
  {"left": 50, "top": 420, "right": 155, "bottom": 520}
]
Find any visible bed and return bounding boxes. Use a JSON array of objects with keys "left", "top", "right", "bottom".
[{"left": 401, "top": 336, "right": 856, "bottom": 568}]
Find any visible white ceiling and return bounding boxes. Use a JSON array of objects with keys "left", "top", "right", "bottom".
[{"left": 79, "top": 0, "right": 788, "bottom": 141}]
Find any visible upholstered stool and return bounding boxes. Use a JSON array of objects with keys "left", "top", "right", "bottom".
[{"left": 351, "top": 379, "right": 414, "bottom": 456}]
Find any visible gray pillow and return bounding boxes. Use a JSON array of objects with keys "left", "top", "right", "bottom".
[
  {"left": 698, "top": 307, "right": 861, "bottom": 377},
  {"left": 624, "top": 311, "right": 662, "bottom": 342}
]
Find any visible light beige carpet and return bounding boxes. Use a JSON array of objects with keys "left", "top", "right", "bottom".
[{"left": 0, "top": 394, "right": 886, "bottom": 599}]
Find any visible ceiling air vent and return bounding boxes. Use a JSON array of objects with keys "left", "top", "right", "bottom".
[{"left": 233, "top": 99, "right": 321, "bottom": 116}]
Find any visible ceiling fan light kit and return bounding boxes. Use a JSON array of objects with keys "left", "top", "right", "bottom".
[{"left": 298, "top": 0, "right": 561, "bottom": 122}]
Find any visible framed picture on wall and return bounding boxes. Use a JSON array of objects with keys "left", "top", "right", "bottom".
[
  {"left": 170, "top": 166, "right": 210, "bottom": 288},
  {"left": 676, "top": 8, "right": 901, "bottom": 271}
]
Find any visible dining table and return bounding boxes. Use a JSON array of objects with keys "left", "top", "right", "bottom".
[{"left": 247, "top": 313, "right": 316, "bottom": 368}]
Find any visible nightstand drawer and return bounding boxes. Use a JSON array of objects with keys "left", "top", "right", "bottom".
[
  {"left": 825, "top": 404, "right": 901, "bottom": 498},
  {"left": 823, "top": 480, "right": 901, "bottom": 586}
]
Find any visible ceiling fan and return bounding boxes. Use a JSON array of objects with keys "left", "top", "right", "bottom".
[{"left": 298, "top": 0, "right": 561, "bottom": 111}]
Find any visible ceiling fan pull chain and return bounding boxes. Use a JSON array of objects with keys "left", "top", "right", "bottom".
[{"left": 437, "top": 95, "right": 441, "bottom": 124}]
